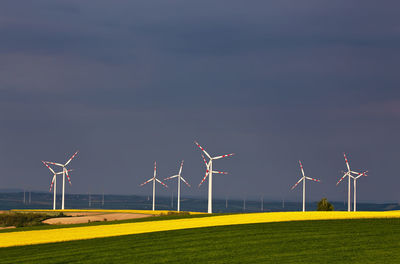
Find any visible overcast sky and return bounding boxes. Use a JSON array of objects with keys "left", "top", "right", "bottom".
[{"left": 1, "top": 0, "right": 399, "bottom": 202}]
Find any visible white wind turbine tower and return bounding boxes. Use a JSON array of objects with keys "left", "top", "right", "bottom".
[
  {"left": 140, "top": 161, "right": 168, "bottom": 211},
  {"left": 336, "top": 153, "right": 367, "bottom": 212},
  {"left": 44, "top": 151, "right": 78, "bottom": 210},
  {"left": 195, "top": 141, "right": 234, "bottom": 214},
  {"left": 352, "top": 171, "right": 368, "bottom": 211},
  {"left": 164, "top": 160, "right": 191, "bottom": 212},
  {"left": 42, "top": 161, "right": 73, "bottom": 210},
  {"left": 290, "top": 160, "right": 321, "bottom": 212}
]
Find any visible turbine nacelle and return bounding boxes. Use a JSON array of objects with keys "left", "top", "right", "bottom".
[
  {"left": 164, "top": 160, "right": 191, "bottom": 212},
  {"left": 337, "top": 153, "right": 367, "bottom": 185},
  {"left": 164, "top": 160, "right": 191, "bottom": 188},
  {"left": 195, "top": 141, "right": 233, "bottom": 188},
  {"left": 140, "top": 161, "right": 168, "bottom": 188},
  {"left": 291, "top": 161, "right": 321, "bottom": 190},
  {"left": 42, "top": 161, "right": 74, "bottom": 191}
]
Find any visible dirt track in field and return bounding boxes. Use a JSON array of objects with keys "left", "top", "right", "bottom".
[
  {"left": 0, "top": 226, "right": 15, "bottom": 230},
  {"left": 43, "top": 213, "right": 153, "bottom": 225}
]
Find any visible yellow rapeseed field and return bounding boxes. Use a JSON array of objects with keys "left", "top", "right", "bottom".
[{"left": 1, "top": 211, "right": 400, "bottom": 248}]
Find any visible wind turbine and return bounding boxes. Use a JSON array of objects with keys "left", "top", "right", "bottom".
[
  {"left": 43, "top": 151, "right": 78, "bottom": 210},
  {"left": 290, "top": 160, "right": 321, "bottom": 212},
  {"left": 164, "top": 160, "right": 190, "bottom": 212},
  {"left": 352, "top": 171, "right": 368, "bottom": 211},
  {"left": 195, "top": 141, "right": 234, "bottom": 214},
  {"left": 140, "top": 161, "right": 168, "bottom": 211},
  {"left": 336, "top": 153, "right": 367, "bottom": 211},
  {"left": 42, "top": 161, "right": 73, "bottom": 210}
]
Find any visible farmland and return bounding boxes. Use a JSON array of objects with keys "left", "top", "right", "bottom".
[
  {"left": 1, "top": 211, "right": 400, "bottom": 247},
  {"left": 0, "top": 218, "right": 399, "bottom": 263},
  {"left": 0, "top": 211, "right": 210, "bottom": 233}
]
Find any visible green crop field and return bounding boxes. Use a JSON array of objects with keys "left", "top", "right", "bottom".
[{"left": 0, "top": 218, "right": 399, "bottom": 263}]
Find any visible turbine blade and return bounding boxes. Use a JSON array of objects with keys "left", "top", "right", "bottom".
[
  {"left": 290, "top": 177, "right": 303, "bottom": 190},
  {"left": 201, "top": 154, "right": 209, "bottom": 168},
  {"left": 299, "top": 160, "right": 305, "bottom": 177},
  {"left": 140, "top": 178, "right": 153, "bottom": 187},
  {"left": 198, "top": 171, "right": 209, "bottom": 187},
  {"left": 351, "top": 170, "right": 368, "bottom": 176},
  {"left": 178, "top": 160, "right": 184, "bottom": 175},
  {"left": 156, "top": 178, "right": 168, "bottom": 188},
  {"left": 49, "top": 175, "right": 56, "bottom": 192},
  {"left": 355, "top": 170, "right": 368, "bottom": 179},
  {"left": 44, "top": 161, "right": 64, "bottom": 167},
  {"left": 343, "top": 153, "right": 350, "bottom": 171},
  {"left": 56, "top": 168, "right": 73, "bottom": 175},
  {"left": 42, "top": 161, "right": 56, "bottom": 174},
  {"left": 65, "top": 168, "right": 72, "bottom": 185},
  {"left": 164, "top": 175, "right": 178, "bottom": 181},
  {"left": 213, "top": 153, "right": 235, "bottom": 160},
  {"left": 154, "top": 161, "right": 157, "bottom": 178},
  {"left": 194, "top": 141, "right": 212, "bottom": 159},
  {"left": 212, "top": 171, "right": 228, "bottom": 175},
  {"left": 306, "top": 177, "right": 320, "bottom": 182},
  {"left": 180, "top": 177, "right": 191, "bottom": 187},
  {"left": 65, "top": 151, "right": 79, "bottom": 166},
  {"left": 336, "top": 173, "right": 348, "bottom": 185}
]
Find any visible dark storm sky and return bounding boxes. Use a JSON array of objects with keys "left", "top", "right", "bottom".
[{"left": 1, "top": 0, "right": 400, "bottom": 202}]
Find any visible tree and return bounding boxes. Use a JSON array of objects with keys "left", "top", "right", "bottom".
[{"left": 317, "top": 198, "right": 334, "bottom": 211}]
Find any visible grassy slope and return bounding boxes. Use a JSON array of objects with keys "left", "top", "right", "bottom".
[{"left": 0, "top": 218, "right": 399, "bottom": 263}]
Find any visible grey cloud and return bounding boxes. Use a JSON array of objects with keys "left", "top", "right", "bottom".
[{"left": 0, "top": 0, "right": 400, "bottom": 203}]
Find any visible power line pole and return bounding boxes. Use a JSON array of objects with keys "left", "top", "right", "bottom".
[
  {"left": 261, "top": 195, "right": 264, "bottom": 212},
  {"left": 171, "top": 191, "right": 174, "bottom": 209}
]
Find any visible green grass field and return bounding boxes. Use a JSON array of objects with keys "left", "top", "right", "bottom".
[{"left": 0, "top": 218, "right": 399, "bottom": 263}]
